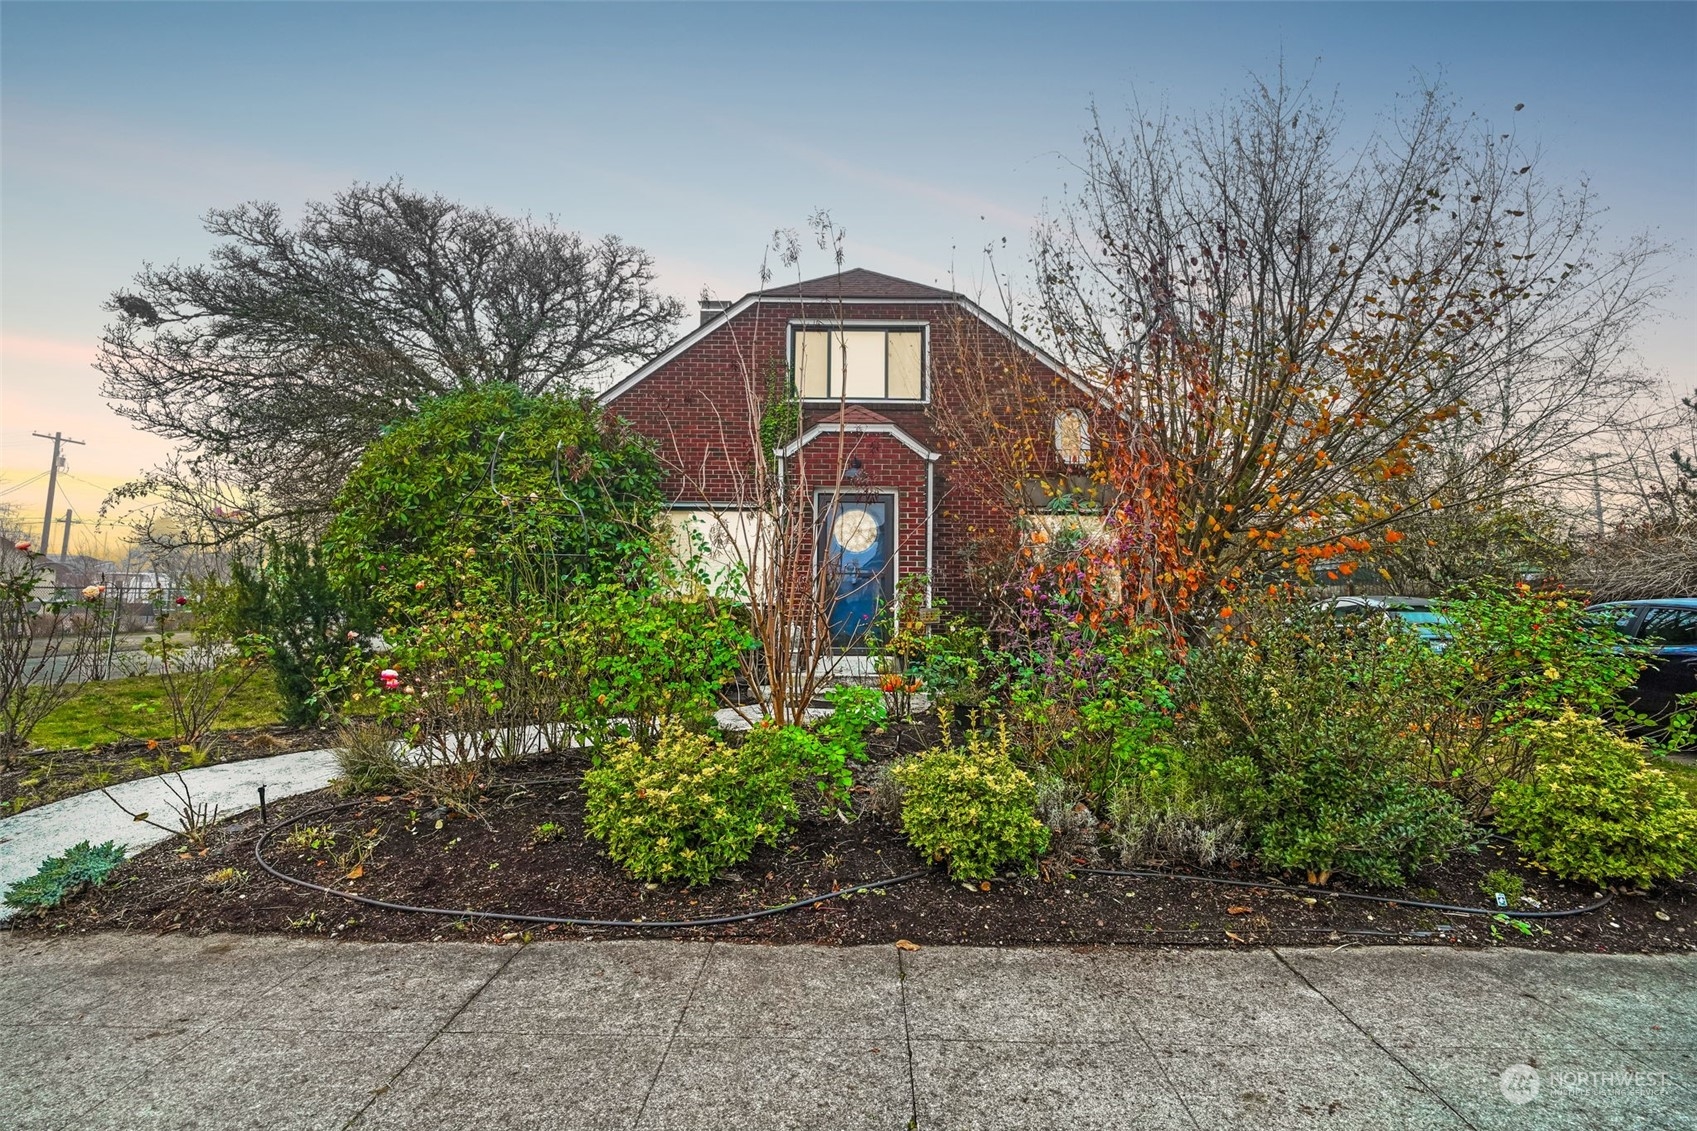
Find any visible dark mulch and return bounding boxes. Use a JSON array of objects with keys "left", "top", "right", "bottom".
[
  {"left": 12, "top": 721, "right": 1696, "bottom": 952},
  {"left": 2, "top": 725, "right": 333, "bottom": 816}
]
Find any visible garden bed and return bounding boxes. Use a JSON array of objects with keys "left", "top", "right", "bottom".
[
  {"left": 13, "top": 723, "right": 1695, "bottom": 953},
  {"left": 1, "top": 723, "right": 331, "bottom": 816}
]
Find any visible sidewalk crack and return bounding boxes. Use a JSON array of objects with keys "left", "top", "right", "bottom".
[
  {"left": 897, "top": 949, "right": 920, "bottom": 1130},
  {"left": 1270, "top": 948, "right": 1480, "bottom": 1131},
  {"left": 633, "top": 940, "right": 713, "bottom": 1128},
  {"left": 340, "top": 940, "right": 526, "bottom": 1130}
]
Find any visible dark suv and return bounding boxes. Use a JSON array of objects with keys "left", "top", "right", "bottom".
[{"left": 1585, "top": 598, "right": 1697, "bottom": 723}]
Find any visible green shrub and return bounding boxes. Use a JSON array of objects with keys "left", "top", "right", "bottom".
[
  {"left": 1491, "top": 710, "right": 1697, "bottom": 888},
  {"left": 1181, "top": 603, "right": 1472, "bottom": 886},
  {"left": 4, "top": 841, "right": 126, "bottom": 910},
  {"left": 560, "top": 586, "right": 753, "bottom": 742},
  {"left": 817, "top": 684, "right": 886, "bottom": 758},
  {"left": 582, "top": 719, "right": 798, "bottom": 886},
  {"left": 1105, "top": 758, "right": 1247, "bottom": 868},
  {"left": 326, "top": 384, "right": 662, "bottom": 620},
  {"left": 740, "top": 720, "right": 857, "bottom": 811},
  {"left": 891, "top": 727, "right": 1050, "bottom": 882},
  {"left": 230, "top": 537, "right": 368, "bottom": 727}
]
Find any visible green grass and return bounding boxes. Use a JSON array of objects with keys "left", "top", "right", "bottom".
[{"left": 31, "top": 669, "right": 286, "bottom": 751}]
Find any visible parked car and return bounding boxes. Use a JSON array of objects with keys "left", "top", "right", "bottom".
[
  {"left": 1314, "top": 595, "right": 1451, "bottom": 646},
  {"left": 1584, "top": 598, "right": 1697, "bottom": 725}
]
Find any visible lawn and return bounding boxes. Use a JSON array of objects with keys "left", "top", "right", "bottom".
[{"left": 31, "top": 669, "right": 286, "bottom": 750}]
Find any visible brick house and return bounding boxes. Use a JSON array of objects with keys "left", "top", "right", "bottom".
[{"left": 600, "top": 268, "right": 1102, "bottom": 641}]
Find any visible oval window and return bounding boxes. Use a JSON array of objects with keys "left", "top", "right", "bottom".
[{"left": 1054, "top": 409, "right": 1090, "bottom": 466}]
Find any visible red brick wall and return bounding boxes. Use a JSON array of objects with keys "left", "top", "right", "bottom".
[{"left": 605, "top": 299, "right": 1100, "bottom": 616}]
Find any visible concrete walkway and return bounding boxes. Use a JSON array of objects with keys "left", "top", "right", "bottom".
[
  {"left": 1, "top": 933, "right": 1691, "bottom": 1130},
  {"left": 0, "top": 705, "right": 839, "bottom": 915},
  {"left": 0, "top": 747, "right": 340, "bottom": 916}
]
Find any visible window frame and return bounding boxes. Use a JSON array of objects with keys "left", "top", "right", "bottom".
[{"left": 788, "top": 320, "right": 930, "bottom": 404}]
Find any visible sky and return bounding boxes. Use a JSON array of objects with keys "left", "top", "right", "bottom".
[{"left": 2, "top": 1, "right": 1693, "bottom": 555}]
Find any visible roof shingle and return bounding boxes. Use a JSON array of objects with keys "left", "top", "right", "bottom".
[{"left": 756, "top": 268, "right": 958, "bottom": 301}]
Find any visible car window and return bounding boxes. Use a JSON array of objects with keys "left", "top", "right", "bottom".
[
  {"left": 1640, "top": 606, "right": 1697, "bottom": 647},
  {"left": 1585, "top": 604, "right": 1641, "bottom": 636}
]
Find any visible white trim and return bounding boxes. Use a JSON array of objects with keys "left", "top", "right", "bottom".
[
  {"left": 598, "top": 288, "right": 1104, "bottom": 407},
  {"left": 775, "top": 422, "right": 942, "bottom": 463},
  {"left": 596, "top": 293, "right": 761, "bottom": 405},
  {"left": 787, "top": 319, "right": 931, "bottom": 405}
]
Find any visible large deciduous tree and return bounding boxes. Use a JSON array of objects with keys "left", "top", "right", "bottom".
[
  {"left": 1033, "top": 75, "right": 1664, "bottom": 632},
  {"left": 99, "top": 181, "right": 684, "bottom": 546}
]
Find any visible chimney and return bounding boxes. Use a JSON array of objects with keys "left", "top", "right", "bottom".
[{"left": 699, "top": 299, "right": 731, "bottom": 326}]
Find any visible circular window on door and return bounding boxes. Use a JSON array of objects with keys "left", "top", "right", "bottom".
[
  {"left": 1054, "top": 408, "right": 1090, "bottom": 466},
  {"left": 832, "top": 507, "right": 879, "bottom": 553}
]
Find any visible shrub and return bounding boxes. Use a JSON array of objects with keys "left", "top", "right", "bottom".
[
  {"left": 332, "top": 720, "right": 406, "bottom": 796},
  {"left": 1491, "top": 710, "right": 1697, "bottom": 888},
  {"left": 891, "top": 726, "right": 1050, "bottom": 882},
  {"left": 326, "top": 384, "right": 663, "bottom": 620},
  {"left": 0, "top": 544, "right": 113, "bottom": 762},
  {"left": 4, "top": 841, "right": 126, "bottom": 911},
  {"left": 560, "top": 586, "right": 753, "bottom": 742},
  {"left": 1180, "top": 602, "right": 1472, "bottom": 886},
  {"left": 739, "top": 714, "right": 866, "bottom": 813},
  {"left": 582, "top": 719, "right": 798, "bottom": 886},
  {"left": 230, "top": 537, "right": 367, "bottom": 726},
  {"left": 1397, "top": 583, "right": 1655, "bottom": 812},
  {"left": 1479, "top": 868, "right": 1525, "bottom": 906},
  {"left": 999, "top": 602, "right": 1180, "bottom": 804},
  {"left": 1105, "top": 763, "right": 1247, "bottom": 869}
]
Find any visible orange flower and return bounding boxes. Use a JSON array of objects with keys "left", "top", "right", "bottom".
[{"left": 1383, "top": 529, "right": 1405, "bottom": 544}]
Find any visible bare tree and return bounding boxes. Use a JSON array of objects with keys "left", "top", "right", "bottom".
[
  {"left": 99, "top": 180, "right": 684, "bottom": 547},
  {"left": 653, "top": 217, "right": 898, "bottom": 725},
  {"left": 1033, "top": 72, "right": 1666, "bottom": 620}
]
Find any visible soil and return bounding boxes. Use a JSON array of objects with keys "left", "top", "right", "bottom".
[
  {"left": 2, "top": 725, "right": 334, "bottom": 816},
  {"left": 12, "top": 720, "right": 1696, "bottom": 953}
]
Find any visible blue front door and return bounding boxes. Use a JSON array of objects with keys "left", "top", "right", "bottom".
[{"left": 821, "top": 494, "right": 892, "bottom": 646}]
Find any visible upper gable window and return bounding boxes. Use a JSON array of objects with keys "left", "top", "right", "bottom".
[{"left": 793, "top": 325, "right": 925, "bottom": 401}]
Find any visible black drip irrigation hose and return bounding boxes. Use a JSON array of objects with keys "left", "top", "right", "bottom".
[
  {"left": 251, "top": 801, "right": 1613, "bottom": 934},
  {"left": 253, "top": 802, "right": 929, "bottom": 930},
  {"left": 1076, "top": 866, "right": 1616, "bottom": 920}
]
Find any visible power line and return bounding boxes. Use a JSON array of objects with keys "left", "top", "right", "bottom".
[{"left": 0, "top": 471, "right": 49, "bottom": 498}]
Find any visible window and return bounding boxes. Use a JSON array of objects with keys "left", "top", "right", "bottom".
[
  {"left": 1640, "top": 606, "right": 1697, "bottom": 647},
  {"left": 793, "top": 326, "right": 925, "bottom": 400},
  {"left": 1054, "top": 408, "right": 1090, "bottom": 466}
]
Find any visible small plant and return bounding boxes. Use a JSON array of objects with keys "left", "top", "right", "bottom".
[
  {"left": 3, "top": 840, "right": 126, "bottom": 910},
  {"left": 529, "top": 820, "right": 564, "bottom": 845},
  {"left": 332, "top": 829, "right": 384, "bottom": 875},
  {"left": 287, "top": 909, "right": 327, "bottom": 932},
  {"left": 333, "top": 721, "right": 406, "bottom": 795},
  {"left": 0, "top": 543, "right": 114, "bottom": 764},
  {"left": 101, "top": 771, "right": 220, "bottom": 850},
  {"left": 1492, "top": 709, "right": 1697, "bottom": 888},
  {"left": 582, "top": 718, "right": 798, "bottom": 886},
  {"left": 891, "top": 724, "right": 1050, "bottom": 882},
  {"left": 1479, "top": 868, "right": 1525, "bottom": 907},
  {"left": 134, "top": 578, "right": 269, "bottom": 757},
  {"left": 1489, "top": 912, "right": 1538, "bottom": 942},
  {"left": 202, "top": 866, "right": 249, "bottom": 891},
  {"left": 817, "top": 683, "right": 886, "bottom": 758},
  {"left": 283, "top": 824, "right": 339, "bottom": 853}
]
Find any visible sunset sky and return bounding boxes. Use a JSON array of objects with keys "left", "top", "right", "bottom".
[{"left": 3, "top": 1, "right": 1693, "bottom": 556}]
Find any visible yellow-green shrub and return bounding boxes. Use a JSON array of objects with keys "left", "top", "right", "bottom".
[
  {"left": 582, "top": 719, "right": 797, "bottom": 886},
  {"left": 891, "top": 728, "right": 1050, "bottom": 882},
  {"left": 1492, "top": 710, "right": 1697, "bottom": 888}
]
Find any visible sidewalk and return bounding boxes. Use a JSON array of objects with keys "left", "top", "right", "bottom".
[{"left": 3, "top": 933, "right": 1692, "bottom": 1130}]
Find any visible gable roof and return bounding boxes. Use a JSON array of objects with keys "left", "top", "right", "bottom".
[
  {"left": 598, "top": 267, "right": 1097, "bottom": 406},
  {"left": 757, "top": 268, "right": 957, "bottom": 301}
]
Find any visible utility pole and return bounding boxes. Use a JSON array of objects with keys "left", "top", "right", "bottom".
[
  {"left": 31, "top": 431, "right": 85, "bottom": 550},
  {"left": 1588, "top": 453, "right": 1605, "bottom": 537},
  {"left": 57, "top": 508, "right": 75, "bottom": 559}
]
